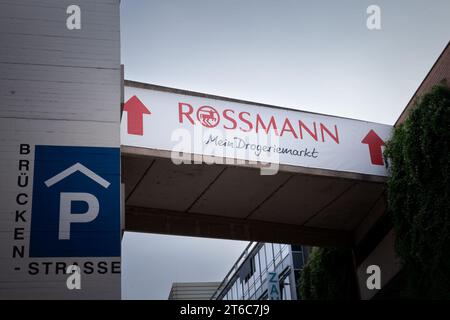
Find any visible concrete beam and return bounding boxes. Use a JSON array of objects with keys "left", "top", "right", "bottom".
[{"left": 125, "top": 205, "right": 353, "bottom": 247}]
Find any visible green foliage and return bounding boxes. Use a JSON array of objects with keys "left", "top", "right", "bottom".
[
  {"left": 297, "top": 86, "right": 449, "bottom": 300},
  {"left": 298, "top": 247, "right": 357, "bottom": 300},
  {"left": 385, "top": 85, "right": 450, "bottom": 298}
]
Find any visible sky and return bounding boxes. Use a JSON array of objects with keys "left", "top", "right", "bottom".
[{"left": 119, "top": 0, "right": 450, "bottom": 299}]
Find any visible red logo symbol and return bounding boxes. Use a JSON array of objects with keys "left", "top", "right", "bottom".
[
  {"left": 361, "top": 129, "right": 385, "bottom": 166},
  {"left": 123, "top": 95, "right": 151, "bottom": 136},
  {"left": 196, "top": 106, "right": 220, "bottom": 128}
]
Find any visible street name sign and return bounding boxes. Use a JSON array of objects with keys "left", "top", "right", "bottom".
[{"left": 0, "top": 0, "right": 121, "bottom": 299}]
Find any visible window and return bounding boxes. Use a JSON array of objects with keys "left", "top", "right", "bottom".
[
  {"left": 294, "top": 270, "right": 302, "bottom": 288},
  {"left": 243, "top": 257, "right": 256, "bottom": 283},
  {"left": 292, "top": 252, "right": 305, "bottom": 268},
  {"left": 265, "top": 243, "right": 274, "bottom": 270},
  {"left": 255, "top": 253, "right": 261, "bottom": 279},
  {"left": 274, "top": 243, "right": 282, "bottom": 256},
  {"left": 243, "top": 277, "right": 250, "bottom": 299},
  {"left": 249, "top": 281, "right": 256, "bottom": 299},
  {"left": 243, "top": 282, "right": 248, "bottom": 300},
  {"left": 281, "top": 244, "right": 289, "bottom": 260},
  {"left": 255, "top": 275, "right": 261, "bottom": 294},
  {"left": 260, "top": 245, "right": 268, "bottom": 274},
  {"left": 237, "top": 278, "right": 243, "bottom": 300},
  {"left": 234, "top": 282, "right": 239, "bottom": 300},
  {"left": 281, "top": 281, "right": 291, "bottom": 300},
  {"left": 274, "top": 244, "right": 282, "bottom": 265}
]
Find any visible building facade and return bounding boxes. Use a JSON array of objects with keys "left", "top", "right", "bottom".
[{"left": 212, "top": 243, "right": 309, "bottom": 300}]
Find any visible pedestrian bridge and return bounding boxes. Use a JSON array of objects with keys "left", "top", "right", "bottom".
[{"left": 121, "top": 80, "right": 391, "bottom": 247}]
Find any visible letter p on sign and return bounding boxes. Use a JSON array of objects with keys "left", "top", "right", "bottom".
[{"left": 59, "top": 192, "right": 99, "bottom": 240}]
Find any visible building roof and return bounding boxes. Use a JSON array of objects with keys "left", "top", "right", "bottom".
[
  {"left": 395, "top": 41, "right": 450, "bottom": 126},
  {"left": 168, "top": 282, "right": 222, "bottom": 300}
]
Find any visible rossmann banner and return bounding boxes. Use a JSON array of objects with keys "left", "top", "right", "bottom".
[{"left": 121, "top": 83, "right": 393, "bottom": 177}]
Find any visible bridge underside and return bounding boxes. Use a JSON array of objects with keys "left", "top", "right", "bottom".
[{"left": 122, "top": 146, "right": 387, "bottom": 247}]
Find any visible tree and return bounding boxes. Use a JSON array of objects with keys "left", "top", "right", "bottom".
[
  {"left": 298, "top": 247, "right": 357, "bottom": 300},
  {"left": 385, "top": 85, "right": 450, "bottom": 298}
]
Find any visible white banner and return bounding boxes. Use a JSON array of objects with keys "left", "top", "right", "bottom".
[{"left": 122, "top": 85, "right": 393, "bottom": 177}]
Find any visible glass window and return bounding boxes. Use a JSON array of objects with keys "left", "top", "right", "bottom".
[
  {"left": 249, "top": 282, "right": 255, "bottom": 299},
  {"left": 236, "top": 282, "right": 240, "bottom": 300},
  {"left": 265, "top": 243, "right": 274, "bottom": 270},
  {"left": 237, "top": 278, "right": 242, "bottom": 300},
  {"left": 281, "top": 277, "right": 291, "bottom": 300},
  {"left": 274, "top": 244, "right": 282, "bottom": 266},
  {"left": 255, "top": 276, "right": 261, "bottom": 293},
  {"left": 281, "top": 244, "right": 289, "bottom": 260},
  {"left": 244, "top": 283, "right": 248, "bottom": 300},
  {"left": 302, "top": 247, "right": 310, "bottom": 262},
  {"left": 260, "top": 245, "right": 267, "bottom": 273},
  {"left": 260, "top": 266, "right": 267, "bottom": 280},
  {"left": 292, "top": 252, "right": 304, "bottom": 268},
  {"left": 255, "top": 253, "right": 260, "bottom": 278},
  {"left": 274, "top": 243, "right": 282, "bottom": 256},
  {"left": 294, "top": 270, "right": 302, "bottom": 291},
  {"left": 244, "top": 278, "right": 250, "bottom": 299},
  {"left": 244, "top": 257, "right": 256, "bottom": 284},
  {"left": 249, "top": 263, "right": 255, "bottom": 287}
]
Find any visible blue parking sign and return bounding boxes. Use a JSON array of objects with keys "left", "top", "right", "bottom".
[{"left": 30, "top": 145, "right": 121, "bottom": 257}]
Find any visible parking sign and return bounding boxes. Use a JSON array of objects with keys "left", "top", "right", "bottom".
[{"left": 30, "top": 146, "right": 121, "bottom": 257}]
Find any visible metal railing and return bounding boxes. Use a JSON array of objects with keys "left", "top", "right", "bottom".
[{"left": 210, "top": 241, "right": 259, "bottom": 300}]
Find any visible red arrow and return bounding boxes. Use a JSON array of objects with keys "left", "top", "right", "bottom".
[
  {"left": 361, "top": 129, "right": 385, "bottom": 166},
  {"left": 123, "top": 95, "right": 151, "bottom": 136}
]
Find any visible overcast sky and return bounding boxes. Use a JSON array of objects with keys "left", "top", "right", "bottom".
[{"left": 120, "top": 0, "right": 450, "bottom": 299}]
